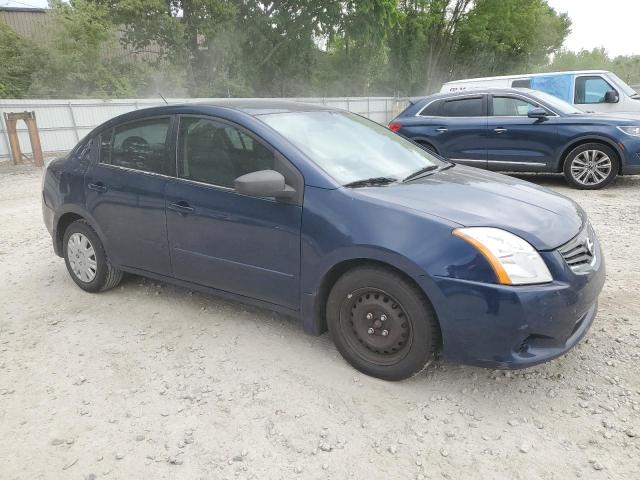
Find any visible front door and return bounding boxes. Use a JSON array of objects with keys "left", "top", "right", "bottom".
[
  {"left": 165, "top": 115, "right": 303, "bottom": 310},
  {"left": 85, "top": 116, "right": 174, "bottom": 275},
  {"left": 486, "top": 95, "right": 557, "bottom": 172},
  {"left": 574, "top": 75, "right": 619, "bottom": 113}
]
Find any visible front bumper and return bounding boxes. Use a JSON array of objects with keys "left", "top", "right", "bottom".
[{"left": 425, "top": 246, "right": 605, "bottom": 369}]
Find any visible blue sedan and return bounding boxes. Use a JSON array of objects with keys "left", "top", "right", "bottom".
[
  {"left": 389, "top": 88, "right": 640, "bottom": 189},
  {"left": 42, "top": 101, "right": 604, "bottom": 380}
]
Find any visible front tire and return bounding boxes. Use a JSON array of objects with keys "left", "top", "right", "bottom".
[
  {"left": 63, "top": 220, "right": 123, "bottom": 292},
  {"left": 326, "top": 266, "right": 440, "bottom": 381},
  {"left": 563, "top": 143, "right": 619, "bottom": 190}
]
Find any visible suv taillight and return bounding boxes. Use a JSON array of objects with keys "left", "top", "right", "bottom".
[{"left": 388, "top": 122, "right": 402, "bottom": 133}]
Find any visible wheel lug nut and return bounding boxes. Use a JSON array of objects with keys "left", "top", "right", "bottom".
[
  {"left": 381, "top": 329, "right": 389, "bottom": 337},
  {"left": 366, "top": 313, "right": 373, "bottom": 320},
  {"left": 367, "top": 327, "right": 375, "bottom": 335},
  {"left": 380, "top": 314, "right": 387, "bottom": 322}
]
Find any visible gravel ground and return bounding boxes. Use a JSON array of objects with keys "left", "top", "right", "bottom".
[{"left": 0, "top": 163, "right": 638, "bottom": 480}]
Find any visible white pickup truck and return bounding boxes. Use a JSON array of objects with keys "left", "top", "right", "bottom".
[{"left": 441, "top": 70, "right": 640, "bottom": 114}]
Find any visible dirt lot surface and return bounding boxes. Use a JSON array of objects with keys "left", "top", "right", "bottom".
[{"left": 0, "top": 163, "right": 638, "bottom": 480}]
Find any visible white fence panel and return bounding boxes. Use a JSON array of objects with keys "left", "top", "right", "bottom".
[{"left": 0, "top": 97, "right": 409, "bottom": 160}]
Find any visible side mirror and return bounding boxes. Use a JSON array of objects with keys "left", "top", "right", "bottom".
[
  {"left": 234, "top": 170, "right": 295, "bottom": 199},
  {"left": 604, "top": 90, "right": 619, "bottom": 103},
  {"left": 527, "top": 107, "right": 548, "bottom": 119}
]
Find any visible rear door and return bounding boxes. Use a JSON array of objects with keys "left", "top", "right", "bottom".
[
  {"left": 85, "top": 116, "right": 174, "bottom": 275},
  {"left": 427, "top": 95, "right": 488, "bottom": 168},
  {"left": 486, "top": 94, "right": 558, "bottom": 172}
]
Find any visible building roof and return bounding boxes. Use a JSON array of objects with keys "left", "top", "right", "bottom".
[{"left": 0, "top": 6, "right": 47, "bottom": 13}]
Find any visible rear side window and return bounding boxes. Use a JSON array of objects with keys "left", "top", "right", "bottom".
[
  {"left": 575, "top": 76, "right": 616, "bottom": 104},
  {"left": 177, "top": 116, "right": 276, "bottom": 188},
  {"left": 511, "top": 79, "right": 531, "bottom": 88},
  {"left": 99, "top": 117, "right": 171, "bottom": 174},
  {"left": 441, "top": 97, "right": 484, "bottom": 117},
  {"left": 419, "top": 100, "right": 442, "bottom": 116}
]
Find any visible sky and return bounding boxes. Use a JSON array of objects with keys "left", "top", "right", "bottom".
[
  {"left": 546, "top": 0, "right": 640, "bottom": 57},
  {"left": 2, "top": 0, "right": 640, "bottom": 58}
]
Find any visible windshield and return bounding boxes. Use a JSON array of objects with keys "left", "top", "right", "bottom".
[
  {"left": 532, "top": 90, "right": 583, "bottom": 114},
  {"left": 607, "top": 72, "right": 639, "bottom": 97},
  {"left": 259, "top": 111, "right": 445, "bottom": 185}
]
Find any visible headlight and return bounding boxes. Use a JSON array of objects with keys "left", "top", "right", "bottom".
[
  {"left": 617, "top": 126, "right": 640, "bottom": 136},
  {"left": 453, "top": 227, "right": 552, "bottom": 285}
]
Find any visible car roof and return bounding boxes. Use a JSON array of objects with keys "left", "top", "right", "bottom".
[
  {"left": 88, "top": 99, "right": 334, "bottom": 136},
  {"left": 443, "top": 70, "right": 608, "bottom": 85},
  {"left": 411, "top": 88, "right": 539, "bottom": 104}
]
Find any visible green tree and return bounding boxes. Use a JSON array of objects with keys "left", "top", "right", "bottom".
[
  {"left": 30, "top": 0, "right": 158, "bottom": 97},
  {"left": 0, "top": 23, "right": 41, "bottom": 98}
]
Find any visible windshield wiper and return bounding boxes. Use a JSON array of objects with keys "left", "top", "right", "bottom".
[
  {"left": 402, "top": 165, "right": 439, "bottom": 182},
  {"left": 343, "top": 177, "right": 397, "bottom": 188}
]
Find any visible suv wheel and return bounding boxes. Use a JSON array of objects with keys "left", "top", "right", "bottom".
[
  {"left": 326, "top": 266, "right": 440, "bottom": 381},
  {"left": 63, "top": 220, "right": 123, "bottom": 292},
  {"left": 563, "top": 143, "right": 619, "bottom": 189}
]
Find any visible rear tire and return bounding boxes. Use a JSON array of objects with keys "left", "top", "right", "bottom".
[
  {"left": 563, "top": 143, "right": 619, "bottom": 190},
  {"left": 63, "top": 220, "right": 123, "bottom": 292},
  {"left": 326, "top": 266, "right": 440, "bottom": 381}
]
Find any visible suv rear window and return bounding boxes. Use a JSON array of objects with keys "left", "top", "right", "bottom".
[{"left": 441, "top": 97, "right": 484, "bottom": 117}]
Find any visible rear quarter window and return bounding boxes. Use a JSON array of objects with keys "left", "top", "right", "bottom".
[{"left": 441, "top": 97, "right": 484, "bottom": 117}]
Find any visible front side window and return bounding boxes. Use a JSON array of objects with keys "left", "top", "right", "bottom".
[
  {"left": 260, "top": 111, "right": 446, "bottom": 185},
  {"left": 177, "top": 117, "right": 275, "bottom": 188},
  {"left": 441, "top": 97, "right": 484, "bottom": 117},
  {"left": 575, "top": 76, "right": 616, "bottom": 104},
  {"left": 99, "top": 117, "right": 171, "bottom": 174},
  {"left": 492, "top": 96, "right": 538, "bottom": 116}
]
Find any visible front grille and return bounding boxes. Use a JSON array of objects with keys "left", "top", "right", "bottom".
[{"left": 558, "top": 223, "right": 597, "bottom": 272}]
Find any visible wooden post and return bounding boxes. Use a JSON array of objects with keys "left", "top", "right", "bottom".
[
  {"left": 3, "top": 111, "right": 44, "bottom": 167},
  {"left": 3, "top": 113, "right": 21, "bottom": 165},
  {"left": 25, "top": 112, "right": 44, "bottom": 167}
]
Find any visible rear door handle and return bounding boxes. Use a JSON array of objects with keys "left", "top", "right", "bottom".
[
  {"left": 436, "top": 127, "right": 448, "bottom": 133},
  {"left": 494, "top": 128, "right": 508, "bottom": 134},
  {"left": 87, "top": 182, "right": 107, "bottom": 193},
  {"left": 168, "top": 201, "right": 195, "bottom": 215}
]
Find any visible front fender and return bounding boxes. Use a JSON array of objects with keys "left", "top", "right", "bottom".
[{"left": 554, "top": 133, "right": 625, "bottom": 172}]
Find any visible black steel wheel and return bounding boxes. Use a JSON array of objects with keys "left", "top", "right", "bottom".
[
  {"left": 340, "top": 288, "right": 413, "bottom": 366},
  {"left": 326, "top": 266, "right": 440, "bottom": 381}
]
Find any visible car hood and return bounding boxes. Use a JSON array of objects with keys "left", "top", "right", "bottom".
[{"left": 353, "top": 165, "right": 585, "bottom": 251}]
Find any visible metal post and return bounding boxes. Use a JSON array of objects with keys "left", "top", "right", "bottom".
[
  {"left": 367, "top": 97, "right": 371, "bottom": 118},
  {"left": 68, "top": 102, "right": 80, "bottom": 142}
]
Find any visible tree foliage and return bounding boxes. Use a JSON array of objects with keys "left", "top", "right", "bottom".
[
  {"left": 5, "top": 0, "right": 626, "bottom": 99},
  {"left": 0, "top": 23, "right": 40, "bottom": 98}
]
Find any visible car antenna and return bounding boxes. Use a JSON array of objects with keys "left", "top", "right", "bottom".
[{"left": 159, "top": 93, "right": 169, "bottom": 105}]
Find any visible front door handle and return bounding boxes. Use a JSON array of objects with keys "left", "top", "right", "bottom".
[
  {"left": 494, "top": 127, "right": 508, "bottom": 134},
  {"left": 87, "top": 182, "right": 107, "bottom": 193},
  {"left": 168, "top": 201, "right": 195, "bottom": 215},
  {"left": 436, "top": 127, "right": 448, "bottom": 133}
]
